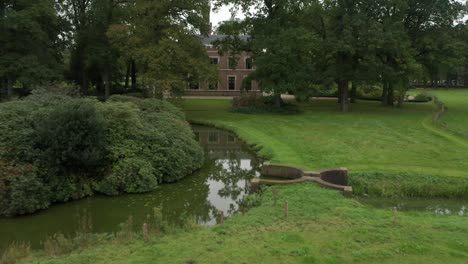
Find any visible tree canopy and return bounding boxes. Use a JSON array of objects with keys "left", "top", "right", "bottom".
[{"left": 214, "top": 0, "right": 467, "bottom": 111}]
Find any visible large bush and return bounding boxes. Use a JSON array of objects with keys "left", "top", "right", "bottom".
[
  {"left": 0, "top": 92, "right": 204, "bottom": 216},
  {"left": 33, "top": 100, "right": 107, "bottom": 176},
  {"left": 0, "top": 162, "right": 50, "bottom": 216}
]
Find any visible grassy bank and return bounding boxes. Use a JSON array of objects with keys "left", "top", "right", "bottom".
[
  {"left": 12, "top": 92, "right": 468, "bottom": 263},
  {"left": 178, "top": 97, "right": 468, "bottom": 197},
  {"left": 428, "top": 89, "right": 468, "bottom": 137},
  {"left": 16, "top": 183, "right": 468, "bottom": 264}
]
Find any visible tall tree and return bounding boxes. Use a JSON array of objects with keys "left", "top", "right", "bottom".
[
  {"left": 59, "top": 0, "right": 93, "bottom": 95},
  {"left": 108, "top": 0, "right": 216, "bottom": 98},
  {"left": 215, "top": 0, "right": 323, "bottom": 107},
  {"left": 0, "top": 0, "right": 63, "bottom": 100},
  {"left": 405, "top": 0, "right": 466, "bottom": 88}
]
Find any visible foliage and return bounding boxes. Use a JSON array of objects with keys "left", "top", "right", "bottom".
[
  {"left": 231, "top": 94, "right": 300, "bottom": 114},
  {"left": 0, "top": 0, "right": 64, "bottom": 99},
  {"left": 106, "top": 0, "right": 217, "bottom": 97},
  {"left": 411, "top": 91, "right": 432, "bottom": 103},
  {"left": 0, "top": 162, "right": 50, "bottom": 216},
  {"left": 0, "top": 92, "right": 203, "bottom": 216},
  {"left": 33, "top": 100, "right": 107, "bottom": 176},
  {"left": 356, "top": 86, "right": 383, "bottom": 99},
  {"left": 214, "top": 0, "right": 466, "bottom": 111}
]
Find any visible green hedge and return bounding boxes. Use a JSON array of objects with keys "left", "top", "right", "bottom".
[{"left": 0, "top": 91, "right": 203, "bottom": 216}]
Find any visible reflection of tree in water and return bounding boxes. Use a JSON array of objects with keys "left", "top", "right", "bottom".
[
  {"left": 156, "top": 160, "right": 218, "bottom": 225},
  {"left": 172, "top": 125, "right": 263, "bottom": 222},
  {"left": 209, "top": 149, "right": 262, "bottom": 215}
]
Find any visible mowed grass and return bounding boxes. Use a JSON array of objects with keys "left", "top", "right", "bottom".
[
  {"left": 177, "top": 97, "right": 468, "bottom": 179},
  {"left": 429, "top": 89, "right": 468, "bottom": 136},
  {"left": 17, "top": 91, "right": 468, "bottom": 264},
  {"left": 21, "top": 184, "right": 468, "bottom": 264}
]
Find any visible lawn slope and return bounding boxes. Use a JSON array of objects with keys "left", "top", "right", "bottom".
[
  {"left": 21, "top": 184, "right": 468, "bottom": 264},
  {"left": 179, "top": 98, "right": 468, "bottom": 184}
]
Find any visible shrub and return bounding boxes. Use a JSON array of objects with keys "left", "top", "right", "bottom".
[
  {"left": 0, "top": 162, "right": 50, "bottom": 216},
  {"left": 140, "top": 111, "right": 204, "bottom": 183},
  {"left": 33, "top": 100, "right": 107, "bottom": 176},
  {"left": 0, "top": 101, "right": 38, "bottom": 163},
  {"left": 232, "top": 93, "right": 263, "bottom": 109},
  {"left": 98, "top": 158, "right": 158, "bottom": 195},
  {"left": 232, "top": 94, "right": 301, "bottom": 114},
  {"left": 356, "top": 85, "right": 383, "bottom": 99},
  {"left": 0, "top": 92, "right": 203, "bottom": 215},
  {"left": 409, "top": 91, "right": 432, "bottom": 102}
]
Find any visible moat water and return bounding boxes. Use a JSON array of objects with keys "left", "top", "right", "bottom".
[{"left": 0, "top": 125, "right": 262, "bottom": 251}]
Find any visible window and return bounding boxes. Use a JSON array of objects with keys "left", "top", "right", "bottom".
[
  {"left": 208, "top": 82, "right": 218, "bottom": 90},
  {"left": 228, "top": 76, "right": 236, "bottom": 90},
  {"left": 189, "top": 82, "right": 199, "bottom": 90},
  {"left": 245, "top": 57, "right": 253, "bottom": 69},
  {"left": 210, "top": 57, "right": 219, "bottom": 65},
  {"left": 208, "top": 132, "right": 219, "bottom": 142}
]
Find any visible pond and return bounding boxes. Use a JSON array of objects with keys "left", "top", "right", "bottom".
[
  {"left": 357, "top": 197, "right": 467, "bottom": 216},
  {"left": 0, "top": 125, "right": 262, "bottom": 251}
]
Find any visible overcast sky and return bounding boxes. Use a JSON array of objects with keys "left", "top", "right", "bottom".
[
  {"left": 211, "top": 4, "right": 244, "bottom": 28},
  {"left": 211, "top": 1, "right": 467, "bottom": 28}
]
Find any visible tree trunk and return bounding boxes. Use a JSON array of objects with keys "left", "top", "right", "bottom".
[
  {"left": 387, "top": 83, "right": 394, "bottom": 106},
  {"left": 338, "top": 80, "right": 349, "bottom": 112},
  {"left": 81, "top": 69, "right": 88, "bottom": 96},
  {"left": 350, "top": 82, "right": 357, "bottom": 103},
  {"left": 1, "top": 79, "right": 5, "bottom": 100},
  {"left": 131, "top": 60, "right": 137, "bottom": 90},
  {"left": 7, "top": 78, "right": 13, "bottom": 98},
  {"left": 337, "top": 85, "right": 342, "bottom": 103},
  {"left": 124, "top": 62, "right": 131, "bottom": 90},
  {"left": 381, "top": 82, "right": 389, "bottom": 106},
  {"left": 273, "top": 92, "right": 283, "bottom": 108},
  {"left": 103, "top": 67, "right": 111, "bottom": 101}
]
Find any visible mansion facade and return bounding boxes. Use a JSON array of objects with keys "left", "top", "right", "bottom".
[{"left": 185, "top": 35, "right": 261, "bottom": 96}]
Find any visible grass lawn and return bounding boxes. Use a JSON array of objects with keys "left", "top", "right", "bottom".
[
  {"left": 16, "top": 91, "right": 468, "bottom": 264},
  {"left": 428, "top": 89, "right": 468, "bottom": 137},
  {"left": 178, "top": 98, "right": 468, "bottom": 176},
  {"left": 19, "top": 184, "right": 468, "bottom": 264}
]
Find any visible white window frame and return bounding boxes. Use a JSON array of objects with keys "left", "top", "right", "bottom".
[{"left": 227, "top": 76, "right": 237, "bottom": 91}]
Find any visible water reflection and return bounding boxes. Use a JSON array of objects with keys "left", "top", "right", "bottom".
[{"left": 0, "top": 125, "right": 261, "bottom": 250}]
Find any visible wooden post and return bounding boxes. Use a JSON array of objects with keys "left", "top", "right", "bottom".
[
  {"left": 220, "top": 210, "right": 224, "bottom": 225},
  {"left": 285, "top": 201, "right": 289, "bottom": 219},
  {"left": 393, "top": 207, "right": 398, "bottom": 225},
  {"left": 143, "top": 223, "right": 149, "bottom": 241}
]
